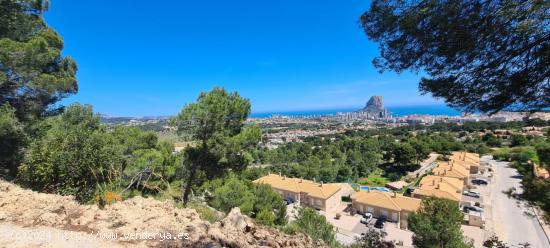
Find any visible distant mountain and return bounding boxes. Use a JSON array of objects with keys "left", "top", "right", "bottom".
[
  {"left": 362, "top": 96, "right": 385, "bottom": 113},
  {"left": 360, "top": 96, "right": 389, "bottom": 118}
]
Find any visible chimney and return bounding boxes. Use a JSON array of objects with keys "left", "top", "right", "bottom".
[
  {"left": 432, "top": 180, "right": 435, "bottom": 186},
  {"left": 320, "top": 181, "right": 323, "bottom": 187},
  {"left": 313, "top": 178, "right": 316, "bottom": 183},
  {"left": 300, "top": 178, "right": 303, "bottom": 183},
  {"left": 392, "top": 192, "right": 397, "bottom": 198}
]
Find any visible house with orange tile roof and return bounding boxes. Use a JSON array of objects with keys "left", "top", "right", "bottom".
[
  {"left": 412, "top": 175, "right": 464, "bottom": 203},
  {"left": 432, "top": 161, "right": 470, "bottom": 183},
  {"left": 351, "top": 190, "right": 421, "bottom": 229},
  {"left": 253, "top": 174, "right": 342, "bottom": 211},
  {"left": 450, "top": 152, "right": 480, "bottom": 174}
]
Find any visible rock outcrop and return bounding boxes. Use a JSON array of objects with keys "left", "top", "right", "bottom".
[
  {"left": 361, "top": 95, "right": 388, "bottom": 118},
  {"left": 0, "top": 180, "right": 328, "bottom": 248},
  {"left": 362, "top": 95, "right": 384, "bottom": 113}
]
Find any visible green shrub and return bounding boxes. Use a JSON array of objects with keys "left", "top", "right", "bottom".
[
  {"left": 293, "top": 207, "right": 337, "bottom": 246},
  {"left": 513, "top": 147, "right": 539, "bottom": 164},
  {"left": 253, "top": 184, "right": 287, "bottom": 225},
  {"left": 18, "top": 104, "right": 124, "bottom": 202},
  {"left": 281, "top": 223, "right": 299, "bottom": 235},
  {"left": 207, "top": 175, "right": 287, "bottom": 226},
  {"left": 492, "top": 148, "right": 512, "bottom": 161},
  {"left": 0, "top": 104, "right": 25, "bottom": 178},
  {"left": 359, "top": 172, "right": 388, "bottom": 186},
  {"left": 537, "top": 142, "right": 550, "bottom": 168},
  {"left": 210, "top": 175, "right": 255, "bottom": 214},
  {"left": 188, "top": 202, "right": 221, "bottom": 223},
  {"left": 256, "top": 208, "right": 276, "bottom": 226}
]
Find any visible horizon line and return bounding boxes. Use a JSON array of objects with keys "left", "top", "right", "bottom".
[{"left": 99, "top": 103, "right": 461, "bottom": 118}]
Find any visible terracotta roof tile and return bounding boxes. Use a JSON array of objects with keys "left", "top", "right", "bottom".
[
  {"left": 253, "top": 174, "right": 341, "bottom": 199},
  {"left": 415, "top": 175, "right": 464, "bottom": 202},
  {"left": 352, "top": 190, "right": 421, "bottom": 212}
]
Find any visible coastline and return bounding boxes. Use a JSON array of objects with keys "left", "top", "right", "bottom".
[{"left": 250, "top": 105, "right": 462, "bottom": 118}]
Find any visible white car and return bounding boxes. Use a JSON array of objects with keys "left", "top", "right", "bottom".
[{"left": 360, "top": 213, "right": 373, "bottom": 224}]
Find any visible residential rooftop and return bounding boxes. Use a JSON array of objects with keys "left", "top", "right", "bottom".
[
  {"left": 352, "top": 190, "right": 421, "bottom": 212},
  {"left": 414, "top": 175, "right": 464, "bottom": 202},
  {"left": 451, "top": 151, "right": 480, "bottom": 164},
  {"left": 253, "top": 174, "right": 341, "bottom": 200},
  {"left": 432, "top": 162, "right": 470, "bottom": 179}
]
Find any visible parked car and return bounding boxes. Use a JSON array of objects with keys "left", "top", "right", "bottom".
[
  {"left": 374, "top": 216, "right": 386, "bottom": 229},
  {"left": 463, "top": 205, "right": 484, "bottom": 213},
  {"left": 406, "top": 187, "right": 416, "bottom": 195},
  {"left": 472, "top": 179, "right": 488, "bottom": 185},
  {"left": 463, "top": 191, "right": 481, "bottom": 198},
  {"left": 360, "top": 213, "right": 373, "bottom": 225},
  {"left": 363, "top": 212, "right": 373, "bottom": 220},
  {"left": 284, "top": 198, "right": 296, "bottom": 205}
]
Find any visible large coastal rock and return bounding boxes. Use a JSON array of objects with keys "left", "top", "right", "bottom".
[
  {"left": 0, "top": 180, "right": 328, "bottom": 248},
  {"left": 362, "top": 95, "right": 385, "bottom": 113}
]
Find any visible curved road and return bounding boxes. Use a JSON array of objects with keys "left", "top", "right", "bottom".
[{"left": 490, "top": 159, "right": 550, "bottom": 247}]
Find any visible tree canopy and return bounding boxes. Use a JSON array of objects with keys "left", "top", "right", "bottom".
[
  {"left": 361, "top": 0, "right": 549, "bottom": 113},
  {"left": 175, "top": 87, "right": 261, "bottom": 204},
  {"left": 0, "top": 104, "right": 24, "bottom": 176},
  {"left": 0, "top": 0, "right": 78, "bottom": 177},
  {"left": 351, "top": 228, "right": 395, "bottom": 248},
  {"left": 0, "top": 0, "right": 78, "bottom": 121},
  {"left": 408, "top": 197, "right": 472, "bottom": 248}
]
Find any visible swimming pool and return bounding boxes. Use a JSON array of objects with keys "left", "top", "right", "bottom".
[{"left": 360, "top": 186, "right": 392, "bottom": 192}]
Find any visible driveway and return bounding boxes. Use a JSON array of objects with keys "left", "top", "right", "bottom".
[
  {"left": 350, "top": 217, "right": 413, "bottom": 247},
  {"left": 319, "top": 206, "right": 362, "bottom": 245},
  {"left": 320, "top": 205, "right": 413, "bottom": 247},
  {"left": 489, "top": 158, "right": 550, "bottom": 247}
]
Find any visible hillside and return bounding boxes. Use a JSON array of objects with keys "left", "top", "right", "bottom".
[{"left": 0, "top": 180, "right": 327, "bottom": 248}]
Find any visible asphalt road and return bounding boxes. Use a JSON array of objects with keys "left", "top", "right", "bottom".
[{"left": 490, "top": 159, "right": 550, "bottom": 247}]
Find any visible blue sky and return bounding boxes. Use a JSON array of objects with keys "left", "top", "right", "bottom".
[{"left": 45, "top": 0, "right": 443, "bottom": 117}]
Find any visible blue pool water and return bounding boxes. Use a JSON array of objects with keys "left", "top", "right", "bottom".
[{"left": 360, "top": 186, "right": 392, "bottom": 192}]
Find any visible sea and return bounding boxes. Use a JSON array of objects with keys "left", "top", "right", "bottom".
[{"left": 250, "top": 105, "right": 462, "bottom": 118}]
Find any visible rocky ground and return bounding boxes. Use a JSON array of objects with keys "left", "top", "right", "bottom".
[{"left": 0, "top": 180, "right": 327, "bottom": 248}]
